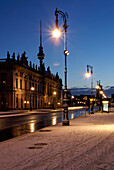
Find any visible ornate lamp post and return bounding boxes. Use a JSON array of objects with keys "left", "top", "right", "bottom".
[
  {"left": 71, "top": 95, "right": 75, "bottom": 107},
  {"left": 53, "top": 8, "right": 69, "bottom": 125},
  {"left": 96, "top": 80, "right": 102, "bottom": 111},
  {"left": 85, "top": 65, "right": 94, "bottom": 114},
  {"left": 53, "top": 91, "right": 57, "bottom": 109},
  {"left": 30, "top": 86, "right": 35, "bottom": 111},
  {"left": 86, "top": 65, "right": 93, "bottom": 96}
]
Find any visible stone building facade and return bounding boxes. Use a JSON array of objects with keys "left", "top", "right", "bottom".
[{"left": 0, "top": 52, "right": 62, "bottom": 110}]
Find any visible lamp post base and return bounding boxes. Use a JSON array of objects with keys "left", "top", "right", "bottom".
[
  {"left": 91, "top": 106, "right": 94, "bottom": 114},
  {"left": 62, "top": 119, "right": 69, "bottom": 126}
]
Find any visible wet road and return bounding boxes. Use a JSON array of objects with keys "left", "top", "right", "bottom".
[{"left": 0, "top": 109, "right": 86, "bottom": 142}]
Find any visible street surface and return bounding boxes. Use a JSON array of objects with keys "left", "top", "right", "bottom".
[{"left": 0, "top": 107, "right": 85, "bottom": 142}]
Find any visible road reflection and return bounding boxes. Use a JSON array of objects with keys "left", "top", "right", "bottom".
[
  {"left": 52, "top": 116, "right": 57, "bottom": 125},
  {"left": 0, "top": 109, "right": 86, "bottom": 142},
  {"left": 71, "top": 113, "right": 74, "bottom": 119},
  {"left": 30, "top": 121, "right": 35, "bottom": 132}
]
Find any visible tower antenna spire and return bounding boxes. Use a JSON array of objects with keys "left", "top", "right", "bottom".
[
  {"left": 40, "top": 20, "right": 42, "bottom": 47},
  {"left": 37, "top": 20, "right": 45, "bottom": 67}
]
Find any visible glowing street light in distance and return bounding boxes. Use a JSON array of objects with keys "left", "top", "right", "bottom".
[
  {"left": 30, "top": 87, "right": 35, "bottom": 91},
  {"left": 100, "top": 90, "right": 103, "bottom": 94},
  {"left": 71, "top": 96, "right": 74, "bottom": 99},
  {"left": 96, "top": 85, "right": 100, "bottom": 89},
  {"left": 53, "top": 91, "right": 57, "bottom": 95},
  {"left": 85, "top": 72, "right": 91, "bottom": 78},
  {"left": 24, "top": 100, "right": 27, "bottom": 104}
]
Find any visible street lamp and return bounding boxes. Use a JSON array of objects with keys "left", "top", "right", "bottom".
[
  {"left": 53, "top": 8, "right": 69, "bottom": 125},
  {"left": 53, "top": 91, "right": 57, "bottom": 109},
  {"left": 71, "top": 95, "right": 74, "bottom": 107},
  {"left": 30, "top": 86, "right": 35, "bottom": 111},
  {"left": 52, "top": 28, "right": 61, "bottom": 38},
  {"left": 85, "top": 65, "right": 93, "bottom": 96},
  {"left": 96, "top": 80, "right": 102, "bottom": 111},
  {"left": 24, "top": 100, "right": 29, "bottom": 109},
  {"left": 71, "top": 95, "right": 74, "bottom": 99},
  {"left": 86, "top": 65, "right": 94, "bottom": 114}
]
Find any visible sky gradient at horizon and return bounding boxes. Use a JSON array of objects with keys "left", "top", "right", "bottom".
[{"left": 0, "top": 0, "right": 114, "bottom": 91}]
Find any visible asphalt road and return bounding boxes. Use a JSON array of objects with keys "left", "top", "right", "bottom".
[{"left": 0, "top": 109, "right": 85, "bottom": 142}]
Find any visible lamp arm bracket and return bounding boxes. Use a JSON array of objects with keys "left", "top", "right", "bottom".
[{"left": 55, "top": 8, "right": 68, "bottom": 29}]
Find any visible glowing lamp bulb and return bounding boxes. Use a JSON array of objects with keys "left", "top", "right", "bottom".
[
  {"left": 53, "top": 91, "right": 57, "bottom": 95},
  {"left": 100, "top": 91, "right": 103, "bottom": 94},
  {"left": 85, "top": 72, "right": 91, "bottom": 78},
  {"left": 96, "top": 85, "right": 100, "bottom": 89},
  {"left": 52, "top": 28, "right": 61, "bottom": 38}
]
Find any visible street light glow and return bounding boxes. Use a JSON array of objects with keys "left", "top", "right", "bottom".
[
  {"left": 100, "top": 91, "right": 103, "bottom": 94},
  {"left": 71, "top": 96, "right": 74, "bottom": 99},
  {"left": 64, "top": 50, "right": 69, "bottom": 55},
  {"left": 24, "top": 100, "right": 26, "bottom": 104},
  {"left": 30, "top": 87, "right": 35, "bottom": 91},
  {"left": 85, "top": 72, "right": 91, "bottom": 78},
  {"left": 27, "top": 101, "right": 29, "bottom": 104},
  {"left": 53, "top": 91, "right": 57, "bottom": 95},
  {"left": 52, "top": 28, "right": 61, "bottom": 38},
  {"left": 96, "top": 85, "right": 100, "bottom": 89}
]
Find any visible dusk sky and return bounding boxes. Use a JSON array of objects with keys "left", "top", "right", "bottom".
[{"left": 0, "top": 0, "right": 114, "bottom": 94}]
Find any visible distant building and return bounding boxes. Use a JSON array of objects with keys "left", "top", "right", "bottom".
[
  {"left": 0, "top": 52, "right": 62, "bottom": 110},
  {"left": 0, "top": 22, "right": 62, "bottom": 110}
]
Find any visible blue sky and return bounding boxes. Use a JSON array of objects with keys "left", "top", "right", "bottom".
[{"left": 0, "top": 0, "right": 114, "bottom": 94}]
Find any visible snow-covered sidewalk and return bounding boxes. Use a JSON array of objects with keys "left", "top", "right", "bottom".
[{"left": 0, "top": 112, "right": 114, "bottom": 170}]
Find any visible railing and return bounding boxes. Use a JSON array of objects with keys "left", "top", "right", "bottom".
[{"left": 0, "top": 59, "right": 7, "bottom": 62}]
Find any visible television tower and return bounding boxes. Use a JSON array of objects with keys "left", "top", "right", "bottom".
[{"left": 37, "top": 20, "right": 45, "bottom": 67}]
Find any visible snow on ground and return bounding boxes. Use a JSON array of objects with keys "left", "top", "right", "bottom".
[{"left": 0, "top": 112, "right": 114, "bottom": 170}]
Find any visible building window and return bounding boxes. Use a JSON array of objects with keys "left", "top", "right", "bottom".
[
  {"left": 21, "top": 97, "right": 23, "bottom": 108},
  {"left": 29, "top": 82, "right": 31, "bottom": 90},
  {"left": 40, "top": 84, "right": 41, "bottom": 93},
  {"left": 32, "top": 96, "right": 34, "bottom": 108},
  {"left": 38, "top": 84, "right": 39, "bottom": 92},
  {"left": 16, "top": 94, "right": 18, "bottom": 108},
  {"left": 1, "top": 77, "right": 6, "bottom": 87},
  {"left": 24, "top": 97, "right": 26, "bottom": 109},
  {"left": 32, "top": 83, "right": 34, "bottom": 87},
  {"left": 38, "top": 95, "right": 39, "bottom": 108},
  {"left": 25, "top": 80, "right": 27, "bottom": 90},
  {"left": 35, "top": 83, "right": 37, "bottom": 91},
  {"left": 20, "top": 79, "right": 22, "bottom": 89},
  {"left": 16, "top": 78, "right": 18, "bottom": 89},
  {"left": 47, "top": 84, "right": 49, "bottom": 94},
  {"left": 35, "top": 96, "right": 37, "bottom": 108}
]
